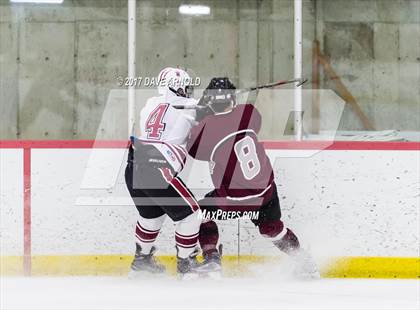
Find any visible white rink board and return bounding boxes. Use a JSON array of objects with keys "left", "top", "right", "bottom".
[
  {"left": 0, "top": 149, "right": 23, "bottom": 256},
  {"left": 1, "top": 148, "right": 419, "bottom": 259}
]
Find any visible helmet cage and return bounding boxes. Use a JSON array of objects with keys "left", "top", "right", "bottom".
[
  {"left": 203, "top": 77, "right": 237, "bottom": 113},
  {"left": 204, "top": 89, "right": 236, "bottom": 113}
]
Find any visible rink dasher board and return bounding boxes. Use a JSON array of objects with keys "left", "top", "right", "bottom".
[{"left": 0, "top": 140, "right": 419, "bottom": 278}]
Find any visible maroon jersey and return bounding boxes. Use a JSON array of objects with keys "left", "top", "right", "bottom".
[{"left": 187, "top": 104, "right": 274, "bottom": 204}]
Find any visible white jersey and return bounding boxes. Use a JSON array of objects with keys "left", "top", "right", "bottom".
[{"left": 138, "top": 94, "right": 197, "bottom": 172}]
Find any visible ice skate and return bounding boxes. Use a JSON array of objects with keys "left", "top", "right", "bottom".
[
  {"left": 176, "top": 247, "right": 202, "bottom": 280},
  {"left": 128, "top": 244, "right": 166, "bottom": 278},
  {"left": 199, "top": 244, "right": 223, "bottom": 279},
  {"left": 290, "top": 248, "right": 320, "bottom": 280}
]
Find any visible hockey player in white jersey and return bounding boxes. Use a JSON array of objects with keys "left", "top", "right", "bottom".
[{"left": 125, "top": 67, "right": 202, "bottom": 278}]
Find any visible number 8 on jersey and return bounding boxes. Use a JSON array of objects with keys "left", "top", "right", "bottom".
[{"left": 234, "top": 136, "right": 261, "bottom": 180}]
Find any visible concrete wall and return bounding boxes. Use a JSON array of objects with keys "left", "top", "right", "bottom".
[
  {"left": 0, "top": 0, "right": 419, "bottom": 140},
  {"left": 316, "top": 0, "right": 420, "bottom": 131}
]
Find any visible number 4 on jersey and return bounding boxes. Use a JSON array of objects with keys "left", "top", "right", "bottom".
[{"left": 145, "top": 104, "right": 169, "bottom": 139}]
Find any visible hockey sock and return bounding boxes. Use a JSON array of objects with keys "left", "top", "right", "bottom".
[
  {"left": 258, "top": 220, "right": 300, "bottom": 254},
  {"left": 135, "top": 214, "right": 166, "bottom": 254},
  {"left": 198, "top": 220, "right": 219, "bottom": 256},
  {"left": 175, "top": 212, "right": 201, "bottom": 258},
  {"left": 272, "top": 228, "right": 300, "bottom": 254}
]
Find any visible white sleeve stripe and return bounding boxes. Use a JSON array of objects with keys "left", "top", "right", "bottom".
[
  {"left": 226, "top": 183, "right": 272, "bottom": 201},
  {"left": 210, "top": 129, "right": 256, "bottom": 163}
]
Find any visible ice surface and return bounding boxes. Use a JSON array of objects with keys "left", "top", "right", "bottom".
[{"left": 1, "top": 275, "right": 419, "bottom": 310}]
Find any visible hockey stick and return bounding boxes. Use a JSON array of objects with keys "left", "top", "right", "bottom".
[
  {"left": 173, "top": 78, "right": 307, "bottom": 109},
  {"left": 235, "top": 77, "right": 307, "bottom": 94}
]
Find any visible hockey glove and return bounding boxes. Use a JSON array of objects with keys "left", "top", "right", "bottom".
[{"left": 195, "top": 96, "right": 214, "bottom": 122}]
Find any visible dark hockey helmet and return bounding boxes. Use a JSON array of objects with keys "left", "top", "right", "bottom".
[{"left": 203, "top": 77, "right": 237, "bottom": 113}]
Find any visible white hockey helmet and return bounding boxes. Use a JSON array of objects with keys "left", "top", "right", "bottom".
[
  {"left": 157, "top": 67, "right": 173, "bottom": 95},
  {"left": 157, "top": 67, "right": 193, "bottom": 98}
]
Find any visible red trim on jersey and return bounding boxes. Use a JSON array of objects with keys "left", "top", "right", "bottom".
[
  {"left": 170, "top": 145, "right": 186, "bottom": 167},
  {"left": 171, "top": 178, "right": 200, "bottom": 212},
  {"left": 172, "top": 144, "right": 188, "bottom": 158},
  {"left": 159, "top": 167, "right": 174, "bottom": 183},
  {"left": 158, "top": 168, "right": 200, "bottom": 212}
]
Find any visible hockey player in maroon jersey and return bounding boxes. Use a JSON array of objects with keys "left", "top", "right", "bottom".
[{"left": 187, "top": 77, "right": 319, "bottom": 278}]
